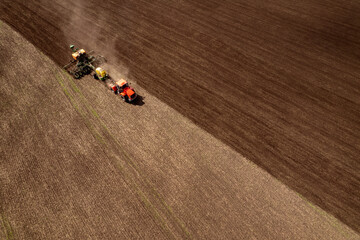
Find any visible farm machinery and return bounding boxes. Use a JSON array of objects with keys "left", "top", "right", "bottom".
[
  {"left": 63, "top": 45, "right": 138, "bottom": 103},
  {"left": 63, "top": 45, "right": 105, "bottom": 79},
  {"left": 114, "top": 79, "right": 137, "bottom": 102},
  {"left": 93, "top": 67, "right": 137, "bottom": 102}
]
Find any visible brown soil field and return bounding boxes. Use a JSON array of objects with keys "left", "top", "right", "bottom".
[
  {"left": 1, "top": 0, "right": 360, "bottom": 237},
  {"left": 1, "top": 20, "right": 359, "bottom": 240}
]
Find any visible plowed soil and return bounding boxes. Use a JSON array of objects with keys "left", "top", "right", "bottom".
[{"left": 1, "top": 0, "right": 360, "bottom": 238}]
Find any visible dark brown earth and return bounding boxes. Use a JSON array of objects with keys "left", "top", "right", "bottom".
[{"left": 1, "top": 0, "right": 360, "bottom": 236}]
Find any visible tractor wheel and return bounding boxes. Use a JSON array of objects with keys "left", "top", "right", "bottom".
[
  {"left": 93, "top": 74, "right": 99, "bottom": 80},
  {"left": 85, "top": 67, "right": 91, "bottom": 74},
  {"left": 122, "top": 95, "right": 129, "bottom": 103},
  {"left": 74, "top": 72, "right": 81, "bottom": 79}
]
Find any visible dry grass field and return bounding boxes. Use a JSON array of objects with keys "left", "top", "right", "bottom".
[{"left": 1, "top": 0, "right": 360, "bottom": 238}]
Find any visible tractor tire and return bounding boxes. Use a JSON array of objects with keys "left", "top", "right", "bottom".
[
  {"left": 85, "top": 67, "right": 92, "bottom": 74},
  {"left": 74, "top": 72, "right": 81, "bottom": 79},
  {"left": 122, "top": 95, "right": 129, "bottom": 103},
  {"left": 93, "top": 74, "right": 99, "bottom": 80}
]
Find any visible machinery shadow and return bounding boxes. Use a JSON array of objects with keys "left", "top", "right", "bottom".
[{"left": 132, "top": 95, "right": 145, "bottom": 106}]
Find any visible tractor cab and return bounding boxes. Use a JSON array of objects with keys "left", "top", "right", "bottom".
[{"left": 117, "top": 79, "right": 129, "bottom": 90}]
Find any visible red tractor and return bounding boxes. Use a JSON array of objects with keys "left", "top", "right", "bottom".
[{"left": 116, "top": 79, "right": 137, "bottom": 102}]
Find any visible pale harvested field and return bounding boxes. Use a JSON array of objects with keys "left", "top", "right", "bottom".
[{"left": 0, "top": 21, "right": 359, "bottom": 239}]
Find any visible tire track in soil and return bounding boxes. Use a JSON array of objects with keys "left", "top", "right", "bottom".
[
  {"left": 1, "top": 22, "right": 171, "bottom": 239},
  {"left": 53, "top": 69, "right": 193, "bottom": 239}
]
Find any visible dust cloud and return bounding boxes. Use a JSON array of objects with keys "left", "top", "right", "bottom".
[{"left": 56, "top": 0, "right": 131, "bottom": 82}]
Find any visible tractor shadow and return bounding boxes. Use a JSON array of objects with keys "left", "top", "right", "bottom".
[{"left": 132, "top": 95, "right": 145, "bottom": 106}]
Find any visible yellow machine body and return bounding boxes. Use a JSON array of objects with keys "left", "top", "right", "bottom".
[
  {"left": 95, "top": 67, "right": 107, "bottom": 79},
  {"left": 72, "top": 49, "right": 86, "bottom": 60}
]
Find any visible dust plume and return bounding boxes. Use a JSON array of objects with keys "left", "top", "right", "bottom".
[{"left": 56, "top": 0, "right": 131, "bottom": 82}]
